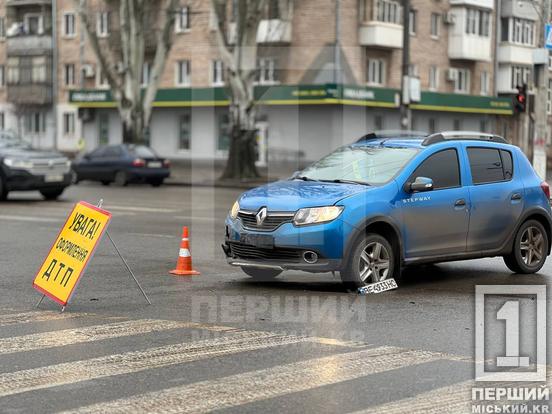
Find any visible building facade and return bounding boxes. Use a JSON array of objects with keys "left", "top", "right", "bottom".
[{"left": 0, "top": 0, "right": 549, "bottom": 167}]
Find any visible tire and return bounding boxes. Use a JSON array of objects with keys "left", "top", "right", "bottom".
[
  {"left": 340, "top": 233, "right": 396, "bottom": 289},
  {"left": 40, "top": 188, "right": 65, "bottom": 201},
  {"left": 241, "top": 267, "right": 282, "bottom": 281},
  {"left": 114, "top": 171, "right": 128, "bottom": 187},
  {"left": 150, "top": 178, "right": 164, "bottom": 187},
  {"left": 503, "top": 220, "right": 549, "bottom": 274},
  {"left": 0, "top": 176, "right": 8, "bottom": 201},
  {"left": 101, "top": 181, "right": 111, "bottom": 186},
  {"left": 71, "top": 170, "right": 80, "bottom": 185}
]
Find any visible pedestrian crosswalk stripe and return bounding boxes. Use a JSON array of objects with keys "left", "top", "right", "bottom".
[
  {"left": 63, "top": 346, "right": 447, "bottom": 414},
  {"left": 0, "top": 330, "right": 322, "bottom": 398},
  {"left": 0, "top": 319, "right": 197, "bottom": 356},
  {"left": 0, "top": 311, "right": 96, "bottom": 326}
]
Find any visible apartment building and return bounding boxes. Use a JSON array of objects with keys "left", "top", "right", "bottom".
[{"left": 0, "top": 0, "right": 546, "bottom": 165}]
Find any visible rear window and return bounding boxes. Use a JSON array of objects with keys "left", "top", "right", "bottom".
[
  {"left": 128, "top": 145, "right": 157, "bottom": 158},
  {"left": 467, "top": 147, "right": 513, "bottom": 184}
]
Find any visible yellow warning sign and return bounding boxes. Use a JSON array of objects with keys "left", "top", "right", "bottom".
[{"left": 33, "top": 201, "right": 111, "bottom": 306}]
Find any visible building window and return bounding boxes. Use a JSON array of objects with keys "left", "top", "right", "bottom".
[
  {"left": 24, "top": 112, "right": 46, "bottom": 134},
  {"left": 97, "top": 67, "right": 109, "bottom": 88},
  {"left": 430, "top": 13, "right": 440, "bottom": 38},
  {"left": 0, "top": 17, "right": 5, "bottom": 39},
  {"left": 24, "top": 13, "right": 44, "bottom": 35},
  {"left": 367, "top": 59, "right": 385, "bottom": 86},
  {"left": 64, "top": 64, "right": 75, "bottom": 86},
  {"left": 178, "top": 114, "right": 191, "bottom": 150},
  {"left": 505, "top": 18, "right": 535, "bottom": 46},
  {"left": 142, "top": 62, "right": 151, "bottom": 86},
  {"left": 454, "top": 68, "right": 470, "bottom": 93},
  {"left": 175, "top": 7, "right": 190, "bottom": 32},
  {"left": 256, "top": 57, "right": 279, "bottom": 85},
  {"left": 511, "top": 65, "right": 530, "bottom": 89},
  {"left": 63, "top": 113, "right": 75, "bottom": 136},
  {"left": 453, "top": 119, "right": 462, "bottom": 131},
  {"left": 175, "top": 60, "right": 191, "bottom": 86},
  {"left": 97, "top": 12, "right": 110, "bottom": 37},
  {"left": 465, "top": 8, "right": 491, "bottom": 37},
  {"left": 374, "top": 0, "right": 401, "bottom": 25},
  {"left": 409, "top": 10, "right": 417, "bottom": 35},
  {"left": 31, "top": 56, "right": 47, "bottom": 83},
  {"left": 268, "top": 0, "right": 280, "bottom": 19},
  {"left": 212, "top": 60, "right": 224, "bottom": 86},
  {"left": 63, "top": 13, "right": 76, "bottom": 37},
  {"left": 480, "top": 71, "right": 489, "bottom": 95},
  {"left": 429, "top": 66, "right": 439, "bottom": 91}
]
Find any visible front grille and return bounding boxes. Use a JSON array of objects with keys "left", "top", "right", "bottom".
[
  {"left": 228, "top": 242, "right": 302, "bottom": 262},
  {"left": 238, "top": 210, "right": 294, "bottom": 231},
  {"left": 29, "top": 159, "right": 70, "bottom": 175}
]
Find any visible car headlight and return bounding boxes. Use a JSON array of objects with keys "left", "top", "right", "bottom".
[
  {"left": 3, "top": 158, "right": 34, "bottom": 169},
  {"left": 293, "top": 206, "right": 344, "bottom": 226},
  {"left": 230, "top": 201, "right": 240, "bottom": 219}
]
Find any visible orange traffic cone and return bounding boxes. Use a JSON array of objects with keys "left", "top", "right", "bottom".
[{"left": 170, "top": 227, "right": 200, "bottom": 276}]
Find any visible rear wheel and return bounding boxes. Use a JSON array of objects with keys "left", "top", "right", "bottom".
[
  {"left": 340, "top": 233, "right": 395, "bottom": 289},
  {"left": 114, "top": 171, "right": 128, "bottom": 187},
  {"left": 503, "top": 220, "right": 548, "bottom": 274},
  {"left": 40, "top": 188, "right": 64, "bottom": 201},
  {"left": 101, "top": 180, "right": 111, "bottom": 186},
  {"left": 150, "top": 178, "right": 164, "bottom": 187},
  {"left": 0, "top": 176, "right": 8, "bottom": 201},
  {"left": 241, "top": 267, "right": 282, "bottom": 281}
]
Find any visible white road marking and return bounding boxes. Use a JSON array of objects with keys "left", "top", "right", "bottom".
[
  {"left": 127, "top": 233, "right": 176, "bottom": 239},
  {"left": 106, "top": 205, "right": 178, "bottom": 214},
  {"left": 0, "top": 215, "right": 61, "bottom": 223},
  {"left": 0, "top": 331, "right": 322, "bottom": 398},
  {"left": 64, "top": 346, "right": 447, "bottom": 414},
  {"left": 0, "top": 319, "right": 196, "bottom": 355},
  {"left": 0, "top": 311, "right": 106, "bottom": 326}
]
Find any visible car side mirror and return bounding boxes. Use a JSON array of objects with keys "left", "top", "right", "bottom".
[{"left": 406, "top": 177, "right": 434, "bottom": 193}]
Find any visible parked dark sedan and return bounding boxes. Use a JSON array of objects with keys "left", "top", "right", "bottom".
[{"left": 72, "top": 144, "right": 170, "bottom": 187}]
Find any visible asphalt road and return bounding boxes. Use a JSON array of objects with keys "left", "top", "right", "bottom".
[{"left": 0, "top": 183, "right": 551, "bottom": 413}]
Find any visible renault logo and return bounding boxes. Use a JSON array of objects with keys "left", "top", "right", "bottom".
[{"left": 256, "top": 207, "right": 268, "bottom": 226}]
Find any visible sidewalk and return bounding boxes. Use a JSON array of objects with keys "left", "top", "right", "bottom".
[{"left": 165, "top": 159, "right": 306, "bottom": 189}]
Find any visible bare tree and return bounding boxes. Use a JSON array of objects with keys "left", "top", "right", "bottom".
[
  {"left": 74, "top": 0, "right": 179, "bottom": 143},
  {"left": 212, "top": 0, "right": 294, "bottom": 180}
]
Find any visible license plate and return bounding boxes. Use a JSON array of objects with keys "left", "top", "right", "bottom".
[
  {"left": 44, "top": 174, "right": 63, "bottom": 183},
  {"left": 239, "top": 233, "right": 274, "bottom": 249},
  {"left": 148, "top": 161, "right": 162, "bottom": 168},
  {"left": 358, "top": 278, "right": 398, "bottom": 295}
]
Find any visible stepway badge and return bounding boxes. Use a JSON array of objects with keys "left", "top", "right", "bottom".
[{"left": 358, "top": 278, "right": 398, "bottom": 295}]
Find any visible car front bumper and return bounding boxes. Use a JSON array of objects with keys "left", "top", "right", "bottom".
[
  {"left": 5, "top": 169, "right": 72, "bottom": 191},
  {"left": 222, "top": 215, "right": 352, "bottom": 273}
]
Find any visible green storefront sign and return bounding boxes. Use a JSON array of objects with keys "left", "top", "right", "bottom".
[{"left": 70, "top": 84, "right": 512, "bottom": 115}]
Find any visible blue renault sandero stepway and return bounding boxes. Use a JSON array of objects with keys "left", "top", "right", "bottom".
[{"left": 222, "top": 131, "right": 552, "bottom": 288}]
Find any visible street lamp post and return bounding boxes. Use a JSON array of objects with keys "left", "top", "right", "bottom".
[{"left": 400, "top": 0, "right": 411, "bottom": 130}]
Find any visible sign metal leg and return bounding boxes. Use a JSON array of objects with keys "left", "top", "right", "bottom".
[
  {"left": 106, "top": 231, "right": 152, "bottom": 305},
  {"left": 35, "top": 294, "right": 45, "bottom": 308}
]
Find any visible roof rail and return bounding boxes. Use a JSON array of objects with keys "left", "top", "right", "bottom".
[
  {"left": 423, "top": 131, "right": 508, "bottom": 146},
  {"left": 356, "top": 130, "right": 428, "bottom": 143}
]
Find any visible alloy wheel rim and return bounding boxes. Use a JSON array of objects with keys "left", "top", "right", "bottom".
[
  {"left": 520, "top": 226, "right": 545, "bottom": 267},
  {"left": 359, "top": 242, "right": 390, "bottom": 283}
]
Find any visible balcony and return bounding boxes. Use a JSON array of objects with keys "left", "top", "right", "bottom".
[
  {"left": 359, "top": 21, "right": 402, "bottom": 49},
  {"left": 7, "top": 35, "right": 52, "bottom": 56},
  {"left": 8, "top": 83, "right": 52, "bottom": 105},
  {"left": 449, "top": 0, "right": 494, "bottom": 9},
  {"left": 498, "top": 44, "right": 535, "bottom": 65},
  {"left": 449, "top": 34, "right": 492, "bottom": 61},
  {"left": 256, "top": 19, "right": 292, "bottom": 44},
  {"left": 501, "top": 0, "right": 538, "bottom": 19}
]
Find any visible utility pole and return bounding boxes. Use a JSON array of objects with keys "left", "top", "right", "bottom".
[
  {"left": 51, "top": 0, "right": 58, "bottom": 150},
  {"left": 400, "top": 0, "right": 411, "bottom": 130},
  {"left": 334, "top": 0, "right": 341, "bottom": 84}
]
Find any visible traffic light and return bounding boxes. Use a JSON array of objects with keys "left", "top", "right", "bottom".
[{"left": 514, "top": 84, "right": 527, "bottom": 113}]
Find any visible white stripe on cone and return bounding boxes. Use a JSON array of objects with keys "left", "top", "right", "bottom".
[{"left": 179, "top": 248, "right": 191, "bottom": 257}]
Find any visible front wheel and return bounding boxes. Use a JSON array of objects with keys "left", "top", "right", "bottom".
[
  {"left": 340, "top": 233, "right": 395, "bottom": 289},
  {"left": 241, "top": 267, "right": 282, "bottom": 281},
  {"left": 40, "top": 188, "right": 65, "bottom": 201},
  {"left": 114, "top": 171, "right": 128, "bottom": 187},
  {"left": 503, "top": 220, "right": 549, "bottom": 274}
]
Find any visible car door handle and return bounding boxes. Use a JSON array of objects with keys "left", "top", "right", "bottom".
[
  {"left": 511, "top": 193, "right": 522, "bottom": 201},
  {"left": 454, "top": 199, "right": 466, "bottom": 207}
]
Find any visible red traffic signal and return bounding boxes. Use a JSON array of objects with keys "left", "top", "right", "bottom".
[{"left": 514, "top": 84, "right": 527, "bottom": 113}]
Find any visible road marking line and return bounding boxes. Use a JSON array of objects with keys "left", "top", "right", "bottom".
[
  {"left": 63, "top": 346, "right": 447, "bottom": 414},
  {"left": 0, "top": 215, "right": 61, "bottom": 223},
  {"left": 127, "top": 233, "right": 176, "bottom": 239},
  {"left": 0, "top": 331, "right": 321, "bottom": 398},
  {"left": 106, "top": 205, "right": 178, "bottom": 213},
  {"left": 0, "top": 319, "right": 196, "bottom": 356},
  {"left": 0, "top": 311, "right": 103, "bottom": 326}
]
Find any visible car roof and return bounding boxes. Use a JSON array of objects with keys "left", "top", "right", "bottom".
[{"left": 353, "top": 131, "right": 509, "bottom": 149}]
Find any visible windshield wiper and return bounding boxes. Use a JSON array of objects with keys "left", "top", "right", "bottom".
[
  {"left": 294, "top": 176, "right": 322, "bottom": 182},
  {"left": 328, "top": 179, "right": 371, "bottom": 186}
]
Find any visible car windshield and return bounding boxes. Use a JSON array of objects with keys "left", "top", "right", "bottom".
[
  {"left": 298, "top": 145, "right": 420, "bottom": 185},
  {"left": 128, "top": 145, "right": 157, "bottom": 158}
]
